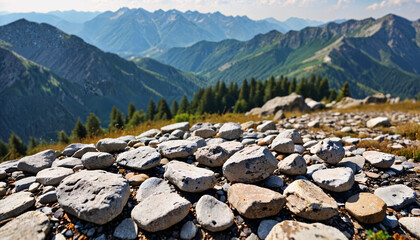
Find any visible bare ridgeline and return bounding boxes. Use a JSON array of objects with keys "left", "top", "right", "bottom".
[{"left": 0, "top": 93, "right": 419, "bottom": 240}]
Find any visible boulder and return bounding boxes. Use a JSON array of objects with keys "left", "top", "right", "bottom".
[
  {"left": 36, "top": 167, "right": 73, "bottom": 186},
  {"left": 363, "top": 151, "right": 395, "bottom": 168},
  {"left": 218, "top": 122, "right": 243, "bottom": 140},
  {"left": 223, "top": 145, "right": 277, "bottom": 183},
  {"left": 57, "top": 170, "right": 130, "bottom": 225},
  {"left": 96, "top": 138, "right": 127, "bottom": 153},
  {"left": 81, "top": 152, "right": 114, "bottom": 170},
  {"left": 278, "top": 153, "right": 307, "bottom": 175},
  {"left": 196, "top": 195, "right": 234, "bottom": 232},
  {"left": 266, "top": 221, "right": 347, "bottom": 240},
  {"left": 17, "top": 149, "right": 56, "bottom": 174},
  {"left": 0, "top": 211, "right": 50, "bottom": 240},
  {"left": 258, "top": 93, "right": 310, "bottom": 117},
  {"left": 131, "top": 192, "right": 191, "bottom": 232},
  {"left": 158, "top": 140, "right": 198, "bottom": 159},
  {"left": 366, "top": 117, "right": 391, "bottom": 128},
  {"left": 0, "top": 191, "right": 35, "bottom": 222},
  {"left": 363, "top": 93, "right": 388, "bottom": 104},
  {"left": 273, "top": 110, "right": 286, "bottom": 121},
  {"left": 116, "top": 146, "right": 161, "bottom": 170},
  {"left": 345, "top": 193, "right": 387, "bottom": 224},
  {"left": 305, "top": 98, "right": 324, "bottom": 111},
  {"left": 312, "top": 167, "right": 354, "bottom": 192},
  {"left": 228, "top": 183, "right": 286, "bottom": 219},
  {"left": 164, "top": 161, "right": 216, "bottom": 192},
  {"left": 161, "top": 122, "right": 190, "bottom": 134},
  {"left": 374, "top": 184, "right": 417, "bottom": 210},
  {"left": 335, "top": 97, "right": 363, "bottom": 109},
  {"left": 283, "top": 179, "right": 338, "bottom": 220}
]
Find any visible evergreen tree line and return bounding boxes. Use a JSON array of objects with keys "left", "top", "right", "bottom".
[{"left": 0, "top": 74, "right": 350, "bottom": 161}]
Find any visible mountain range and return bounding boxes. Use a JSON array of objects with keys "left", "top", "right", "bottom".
[
  {"left": 156, "top": 14, "right": 420, "bottom": 99},
  {"left": 0, "top": 19, "right": 203, "bottom": 141},
  {"left": 0, "top": 9, "right": 330, "bottom": 57}
]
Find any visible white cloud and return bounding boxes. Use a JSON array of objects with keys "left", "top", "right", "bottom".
[{"left": 367, "top": 0, "right": 420, "bottom": 10}]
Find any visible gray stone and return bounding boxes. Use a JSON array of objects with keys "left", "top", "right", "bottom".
[
  {"left": 363, "top": 151, "right": 395, "bottom": 168},
  {"left": 116, "top": 146, "right": 160, "bottom": 170},
  {"left": 62, "top": 143, "right": 94, "bottom": 156},
  {"left": 271, "top": 137, "right": 294, "bottom": 154},
  {"left": 81, "top": 152, "right": 114, "bottom": 170},
  {"left": 158, "top": 140, "right": 198, "bottom": 159},
  {"left": 131, "top": 192, "right": 191, "bottom": 232},
  {"left": 219, "top": 141, "right": 244, "bottom": 156},
  {"left": 312, "top": 167, "right": 354, "bottom": 192},
  {"left": 307, "top": 120, "right": 320, "bottom": 128},
  {"left": 195, "top": 145, "right": 229, "bottom": 167},
  {"left": 136, "top": 177, "right": 175, "bottom": 202},
  {"left": 18, "top": 150, "right": 56, "bottom": 174},
  {"left": 206, "top": 137, "right": 225, "bottom": 146},
  {"left": 382, "top": 215, "right": 399, "bottom": 229},
  {"left": 278, "top": 153, "right": 307, "bottom": 175},
  {"left": 96, "top": 138, "right": 127, "bottom": 153},
  {"left": 306, "top": 164, "right": 327, "bottom": 178},
  {"left": 193, "top": 128, "right": 216, "bottom": 138},
  {"left": 257, "top": 121, "right": 276, "bottom": 132},
  {"left": 0, "top": 211, "right": 50, "bottom": 240},
  {"left": 171, "top": 129, "right": 184, "bottom": 138},
  {"left": 190, "top": 122, "right": 215, "bottom": 132},
  {"left": 337, "top": 155, "right": 365, "bottom": 173},
  {"left": 137, "top": 129, "right": 161, "bottom": 138},
  {"left": 196, "top": 195, "right": 234, "bottom": 232},
  {"left": 0, "top": 191, "right": 35, "bottom": 222},
  {"left": 0, "top": 159, "right": 19, "bottom": 173},
  {"left": 312, "top": 139, "right": 345, "bottom": 164},
  {"left": 374, "top": 184, "right": 417, "bottom": 210},
  {"left": 186, "top": 136, "right": 207, "bottom": 148},
  {"left": 273, "top": 110, "right": 286, "bottom": 121},
  {"left": 161, "top": 122, "right": 190, "bottom": 134},
  {"left": 258, "top": 220, "right": 279, "bottom": 239},
  {"left": 57, "top": 170, "right": 130, "bottom": 225},
  {"left": 36, "top": 167, "right": 73, "bottom": 186},
  {"left": 164, "top": 160, "right": 216, "bottom": 192},
  {"left": 266, "top": 221, "right": 347, "bottom": 240},
  {"left": 223, "top": 145, "right": 277, "bottom": 183},
  {"left": 38, "top": 190, "right": 57, "bottom": 204},
  {"left": 0, "top": 169, "right": 7, "bottom": 180},
  {"left": 367, "top": 117, "right": 391, "bottom": 128},
  {"left": 303, "top": 140, "right": 318, "bottom": 149},
  {"left": 249, "top": 93, "right": 309, "bottom": 117},
  {"left": 72, "top": 146, "right": 98, "bottom": 158},
  {"left": 277, "top": 129, "right": 303, "bottom": 144},
  {"left": 399, "top": 217, "right": 420, "bottom": 239},
  {"left": 28, "top": 182, "right": 41, "bottom": 192},
  {"left": 218, "top": 122, "right": 243, "bottom": 140},
  {"left": 117, "top": 135, "right": 136, "bottom": 143},
  {"left": 52, "top": 157, "right": 83, "bottom": 168},
  {"left": 180, "top": 221, "right": 197, "bottom": 240},
  {"left": 283, "top": 179, "right": 338, "bottom": 220},
  {"left": 264, "top": 175, "right": 284, "bottom": 188},
  {"left": 113, "top": 218, "right": 138, "bottom": 240},
  {"left": 15, "top": 176, "right": 36, "bottom": 191}
]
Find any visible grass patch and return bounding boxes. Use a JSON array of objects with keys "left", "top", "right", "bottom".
[
  {"left": 395, "top": 123, "right": 420, "bottom": 140},
  {"left": 358, "top": 140, "right": 420, "bottom": 162},
  {"left": 335, "top": 101, "right": 420, "bottom": 114}
]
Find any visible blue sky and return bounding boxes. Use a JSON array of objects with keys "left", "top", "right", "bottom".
[{"left": 0, "top": 0, "right": 419, "bottom": 21}]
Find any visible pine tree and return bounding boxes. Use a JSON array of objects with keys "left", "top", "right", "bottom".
[
  {"left": 126, "top": 102, "right": 136, "bottom": 123},
  {"left": 319, "top": 77, "right": 330, "bottom": 101},
  {"left": 58, "top": 130, "right": 70, "bottom": 144},
  {"left": 28, "top": 136, "right": 39, "bottom": 151},
  {"left": 254, "top": 79, "right": 264, "bottom": 107},
  {"left": 127, "top": 110, "right": 145, "bottom": 127},
  {"left": 264, "top": 76, "right": 276, "bottom": 102},
  {"left": 248, "top": 77, "right": 256, "bottom": 108},
  {"left": 289, "top": 78, "right": 297, "bottom": 94},
  {"left": 336, "top": 81, "right": 350, "bottom": 102},
  {"left": 233, "top": 99, "right": 248, "bottom": 113},
  {"left": 109, "top": 106, "right": 124, "bottom": 131},
  {"left": 308, "top": 74, "right": 316, "bottom": 99},
  {"left": 71, "top": 118, "right": 87, "bottom": 140},
  {"left": 296, "top": 78, "right": 308, "bottom": 97},
  {"left": 189, "top": 88, "right": 204, "bottom": 114},
  {"left": 155, "top": 98, "right": 172, "bottom": 120},
  {"left": 239, "top": 78, "right": 250, "bottom": 101},
  {"left": 314, "top": 75, "right": 322, "bottom": 100},
  {"left": 217, "top": 82, "right": 228, "bottom": 113},
  {"left": 178, "top": 95, "right": 189, "bottom": 114},
  {"left": 86, "top": 113, "right": 103, "bottom": 136},
  {"left": 9, "top": 132, "right": 26, "bottom": 158},
  {"left": 197, "top": 88, "right": 215, "bottom": 114},
  {"left": 0, "top": 140, "right": 9, "bottom": 160},
  {"left": 281, "top": 77, "right": 290, "bottom": 96},
  {"left": 171, "top": 100, "right": 179, "bottom": 117},
  {"left": 146, "top": 98, "right": 157, "bottom": 121},
  {"left": 329, "top": 89, "right": 338, "bottom": 102}
]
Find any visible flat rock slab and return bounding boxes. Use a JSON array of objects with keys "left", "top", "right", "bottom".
[
  {"left": 312, "top": 167, "right": 354, "bottom": 192},
  {"left": 312, "top": 139, "right": 345, "bottom": 165},
  {"left": 17, "top": 149, "right": 56, "bottom": 174},
  {"left": 131, "top": 192, "right": 191, "bottom": 232},
  {"left": 57, "top": 170, "right": 130, "bottom": 225},
  {"left": 228, "top": 183, "right": 286, "bottom": 219},
  {"left": 52, "top": 157, "right": 83, "bottom": 168},
  {"left": 399, "top": 217, "right": 420, "bottom": 239},
  {"left": 117, "top": 146, "right": 161, "bottom": 170},
  {"left": 366, "top": 117, "right": 391, "bottom": 128},
  {"left": 81, "top": 152, "right": 114, "bottom": 170},
  {"left": 196, "top": 195, "right": 234, "bottom": 232},
  {"left": 158, "top": 140, "right": 198, "bottom": 159},
  {"left": 15, "top": 176, "right": 36, "bottom": 191},
  {"left": 218, "top": 122, "right": 243, "bottom": 140},
  {"left": 0, "top": 211, "right": 50, "bottom": 240},
  {"left": 363, "top": 151, "right": 395, "bottom": 168},
  {"left": 256, "top": 121, "right": 276, "bottom": 132},
  {"left": 283, "top": 179, "right": 338, "bottom": 220},
  {"left": 161, "top": 122, "right": 190, "bottom": 134},
  {"left": 306, "top": 164, "right": 327, "bottom": 179},
  {"left": 277, "top": 129, "right": 303, "bottom": 144},
  {"left": 36, "top": 167, "right": 73, "bottom": 186},
  {"left": 96, "top": 138, "right": 127, "bottom": 153},
  {"left": 271, "top": 137, "right": 294, "bottom": 154},
  {"left": 164, "top": 160, "right": 216, "bottom": 192},
  {"left": 374, "top": 184, "right": 417, "bottom": 210},
  {"left": 72, "top": 146, "right": 98, "bottom": 159},
  {"left": 113, "top": 218, "right": 138, "bottom": 240},
  {"left": 278, "top": 153, "right": 307, "bottom": 175},
  {"left": 195, "top": 145, "right": 229, "bottom": 167},
  {"left": 337, "top": 155, "right": 365, "bottom": 173},
  {"left": 223, "top": 145, "right": 277, "bottom": 183},
  {"left": 138, "top": 129, "right": 161, "bottom": 138},
  {"left": 0, "top": 191, "right": 35, "bottom": 222},
  {"left": 193, "top": 128, "right": 216, "bottom": 139},
  {"left": 218, "top": 141, "right": 244, "bottom": 156},
  {"left": 345, "top": 193, "right": 387, "bottom": 224},
  {"left": 266, "top": 221, "right": 347, "bottom": 240},
  {"left": 136, "top": 177, "right": 175, "bottom": 202},
  {"left": 62, "top": 143, "right": 95, "bottom": 156}
]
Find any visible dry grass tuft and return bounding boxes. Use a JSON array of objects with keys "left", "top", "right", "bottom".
[
  {"left": 358, "top": 140, "right": 420, "bottom": 161},
  {"left": 335, "top": 101, "right": 420, "bottom": 114}
]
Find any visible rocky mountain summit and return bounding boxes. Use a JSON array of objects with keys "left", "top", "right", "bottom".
[{"left": 0, "top": 110, "right": 419, "bottom": 240}]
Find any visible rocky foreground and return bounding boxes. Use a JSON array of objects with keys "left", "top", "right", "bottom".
[{"left": 0, "top": 111, "right": 419, "bottom": 240}]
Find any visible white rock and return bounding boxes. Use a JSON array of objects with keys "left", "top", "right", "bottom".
[
  {"left": 277, "top": 129, "right": 303, "bottom": 144},
  {"left": 196, "top": 195, "right": 234, "bottom": 232},
  {"left": 218, "top": 122, "right": 243, "bottom": 140},
  {"left": 158, "top": 140, "right": 198, "bottom": 159},
  {"left": 0, "top": 211, "right": 50, "bottom": 240},
  {"left": 257, "top": 121, "right": 276, "bottom": 132},
  {"left": 96, "top": 138, "right": 127, "bottom": 153},
  {"left": 116, "top": 146, "right": 160, "bottom": 170},
  {"left": 366, "top": 117, "right": 391, "bottom": 128},
  {"left": 36, "top": 167, "right": 73, "bottom": 186},
  {"left": 0, "top": 191, "right": 35, "bottom": 222},
  {"left": 161, "top": 122, "right": 190, "bottom": 134},
  {"left": 81, "top": 152, "right": 114, "bottom": 170},
  {"left": 38, "top": 190, "right": 57, "bottom": 204},
  {"left": 195, "top": 144, "right": 229, "bottom": 167},
  {"left": 136, "top": 177, "right": 175, "bottom": 202},
  {"left": 399, "top": 217, "right": 420, "bottom": 239},
  {"left": 312, "top": 167, "right": 354, "bottom": 192},
  {"left": 193, "top": 128, "right": 216, "bottom": 138},
  {"left": 52, "top": 157, "right": 83, "bottom": 168},
  {"left": 266, "top": 221, "right": 347, "bottom": 240},
  {"left": 312, "top": 139, "right": 345, "bottom": 164},
  {"left": 271, "top": 137, "right": 294, "bottom": 154},
  {"left": 363, "top": 151, "right": 395, "bottom": 168},
  {"left": 17, "top": 150, "right": 56, "bottom": 174},
  {"left": 278, "top": 153, "right": 307, "bottom": 175},
  {"left": 374, "top": 184, "right": 417, "bottom": 210}
]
